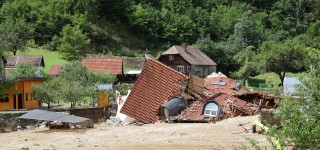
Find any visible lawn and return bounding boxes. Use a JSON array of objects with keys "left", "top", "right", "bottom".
[
  {"left": 245, "top": 72, "right": 304, "bottom": 94},
  {"left": 17, "top": 48, "right": 70, "bottom": 74}
]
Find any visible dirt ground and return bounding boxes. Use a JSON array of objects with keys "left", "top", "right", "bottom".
[{"left": 0, "top": 115, "right": 270, "bottom": 150}]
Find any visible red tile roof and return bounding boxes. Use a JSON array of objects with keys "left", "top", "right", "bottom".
[
  {"left": 48, "top": 64, "right": 63, "bottom": 76},
  {"left": 81, "top": 58, "right": 123, "bottom": 74},
  {"left": 120, "top": 59, "right": 188, "bottom": 123},
  {"left": 176, "top": 93, "right": 257, "bottom": 122},
  {"left": 204, "top": 77, "right": 251, "bottom": 96}
]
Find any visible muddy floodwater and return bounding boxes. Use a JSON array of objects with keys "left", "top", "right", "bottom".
[{"left": 0, "top": 116, "right": 270, "bottom": 150}]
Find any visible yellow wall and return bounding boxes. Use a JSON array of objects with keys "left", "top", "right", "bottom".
[
  {"left": 0, "top": 79, "right": 44, "bottom": 111},
  {"left": 97, "top": 90, "right": 109, "bottom": 107}
]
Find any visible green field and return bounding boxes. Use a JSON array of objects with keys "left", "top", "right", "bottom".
[
  {"left": 245, "top": 72, "right": 304, "bottom": 94},
  {"left": 17, "top": 48, "right": 70, "bottom": 74}
]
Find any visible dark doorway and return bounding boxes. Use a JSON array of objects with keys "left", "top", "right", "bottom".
[
  {"left": 13, "top": 95, "right": 16, "bottom": 109},
  {"left": 18, "top": 94, "right": 23, "bottom": 109}
]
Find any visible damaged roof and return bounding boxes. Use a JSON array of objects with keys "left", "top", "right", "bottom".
[
  {"left": 161, "top": 45, "right": 217, "bottom": 66},
  {"left": 120, "top": 59, "right": 188, "bottom": 123},
  {"left": 176, "top": 93, "right": 257, "bottom": 122},
  {"left": 204, "top": 77, "right": 250, "bottom": 96},
  {"left": 81, "top": 58, "right": 123, "bottom": 74}
]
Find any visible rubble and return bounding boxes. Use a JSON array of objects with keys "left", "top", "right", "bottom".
[
  {"left": 120, "top": 58, "right": 188, "bottom": 123},
  {"left": 117, "top": 57, "right": 280, "bottom": 124}
]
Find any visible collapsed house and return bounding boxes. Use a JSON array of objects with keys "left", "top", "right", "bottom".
[
  {"left": 120, "top": 58, "right": 188, "bottom": 123},
  {"left": 119, "top": 58, "right": 280, "bottom": 124}
]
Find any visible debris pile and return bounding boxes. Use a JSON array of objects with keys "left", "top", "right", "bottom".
[
  {"left": 118, "top": 58, "right": 281, "bottom": 124},
  {"left": 120, "top": 59, "right": 188, "bottom": 123}
]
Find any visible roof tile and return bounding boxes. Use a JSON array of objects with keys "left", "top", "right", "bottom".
[
  {"left": 120, "top": 59, "right": 188, "bottom": 123},
  {"left": 48, "top": 64, "right": 63, "bottom": 76},
  {"left": 204, "top": 77, "right": 250, "bottom": 95},
  {"left": 176, "top": 93, "right": 257, "bottom": 122},
  {"left": 81, "top": 58, "right": 123, "bottom": 74}
]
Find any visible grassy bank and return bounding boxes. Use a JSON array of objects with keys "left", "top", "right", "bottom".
[
  {"left": 245, "top": 72, "right": 304, "bottom": 94},
  {"left": 17, "top": 48, "right": 70, "bottom": 74}
]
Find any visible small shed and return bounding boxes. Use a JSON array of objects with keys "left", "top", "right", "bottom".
[{"left": 4, "top": 55, "right": 45, "bottom": 78}]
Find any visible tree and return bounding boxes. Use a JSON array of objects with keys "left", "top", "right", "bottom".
[
  {"left": 31, "top": 78, "right": 62, "bottom": 109},
  {"left": 10, "top": 63, "right": 40, "bottom": 79},
  {"left": 307, "top": 20, "right": 320, "bottom": 49},
  {"left": 255, "top": 38, "right": 306, "bottom": 86},
  {"left": 59, "top": 61, "right": 89, "bottom": 84},
  {"left": 58, "top": 61, "right": 117, "bottom": 107},
  {"left": 269, "top": 48, "right": 320, "bottom": 149},
  {"left": 56, "top": 61, "right": 89, "bottom": 107},
  {"left": 60, "top": 80, "right": 88, "bottom": 108},
  {"left": 57, "top": 24, "right": 90, "bottom": 60},
  {"left": 232, "top": 46, "right": 259, "bottom": 82},
  {"left": 0, "top": 19, "right": 34, "bottom": 55}
]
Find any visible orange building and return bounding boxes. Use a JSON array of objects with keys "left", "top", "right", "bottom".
[{"left": 0, "top": 77, "right": 46, "bottom": 111}]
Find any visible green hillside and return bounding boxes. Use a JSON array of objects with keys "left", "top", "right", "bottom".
[{"left": 18, "top": 48, "right": 69, "bottom": 74}]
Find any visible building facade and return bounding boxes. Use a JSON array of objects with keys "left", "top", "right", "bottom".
[
  {"left": 158, "top": 44, "right": 217, "bottom": 77},
  {"left": 0, "top": 78, "right": 45, "bottom": 110}
]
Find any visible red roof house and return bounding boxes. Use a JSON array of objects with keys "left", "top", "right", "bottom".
[
  {"left": 120, "top": 58, "right": 188, "bottom": 123},
  {"left": 48, "top": 64, "right": 63, "bottom": 76},
  {"left": 81, "top": 58, "right": 123, "bottom": 74}
]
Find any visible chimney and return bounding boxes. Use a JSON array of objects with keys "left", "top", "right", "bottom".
[{"left": 181, "top": 43, "right": 188, "bottom": 50}]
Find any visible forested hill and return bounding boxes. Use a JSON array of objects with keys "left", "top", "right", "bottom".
[{"left": 0, "top": 0, "right": 319, "bottom": 76}]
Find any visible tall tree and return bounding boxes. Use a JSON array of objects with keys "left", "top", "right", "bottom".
[
  {"left": 31, "top": 78, "right": 62, "bottom": 109},
  {"left": 57, "top": 24, "right": 90, "bottom": 60},
  {"left": 0, "top": 19, "right": 34, "bottom": 55},
  {"left": 256, "top": 38, "right": 306, "bottom": 86},
  {"left": 232, "top": 45, "right": 259, "bottom": 82},
  {"left": 269, "top": 48, "right": 320, "bottom": 149}
]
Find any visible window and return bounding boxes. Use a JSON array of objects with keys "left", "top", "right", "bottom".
[
  {"left": 203, "top": 102, "right": 219, "bottom": 116},
  {"left": 0, "top": 94, "right": 9, "bottom": 102},
  {"left": 177, "top": 66, "right": 184, "bottom": 72},
  {"left": 187, "top": 66, "right": 190, "bottom": 72},
  {"left": 26, "top": 93, "right": 28, "bottom": 101},
  {"left": 169, "top": 55, "right": 174, "bottom": 61},
  {"left": 211, "top": 80, "right": 226, "bottom": 86}
]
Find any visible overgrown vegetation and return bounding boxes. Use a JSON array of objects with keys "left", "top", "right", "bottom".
[
  {"left": 268, "top": 48, "right": 320, "bottom": 149},
  {"left": 247, "top": 49, "right": 320, "bottom": 149},
  {"left": 0, "top": 0, "right": 318, "bottom": 76},
  {"left": 31, "top": 61, "right": 117, "bottom": 108}
]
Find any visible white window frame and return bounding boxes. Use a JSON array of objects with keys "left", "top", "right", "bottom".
[
  {"left": 177, "top": 66, "right": 184, "bottom": 72},
  {"left": 169, "top": 55, "right": 174, "bottom": 61},
  {"left": 203, "top": 102, "right": 219, "bottom": 117}
]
